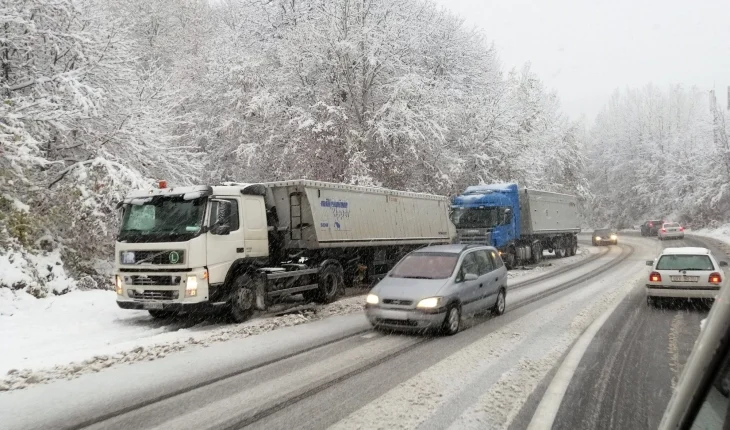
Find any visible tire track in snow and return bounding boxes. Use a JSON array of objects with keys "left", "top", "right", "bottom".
[{"left": 667, "top": 312, "right": 684, "bottom": 390}]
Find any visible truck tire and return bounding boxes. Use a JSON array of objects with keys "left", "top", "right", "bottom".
[
  {"left": 530, "top": 242, "right": 542, "bottom": 264},
  {"left": 503, "top": 247, "right": 517, "bottom": 269},
  {"left": 313, "top": 263, "right": 344, "bottom": 304},
  {"left": 230, "top": 273, "right": 256, "bottom": 323},
  {"left": 570, "top": 238, "right": 578, "bottom": 256},
  {"left": 555, "top": 239, "right": 567, "bottom": 258}
]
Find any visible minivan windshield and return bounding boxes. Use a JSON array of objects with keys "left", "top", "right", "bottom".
[
  {"left": 656, "top": 255, "right": 714, "bottom": 271},
  {"left": 389, "top": 253, "right": 459, "bottom": 279}
]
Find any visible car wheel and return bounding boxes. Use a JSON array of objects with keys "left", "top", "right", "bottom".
[
  {"left": 492, "top": 289, "right": 506, "bottom": 316},
  {"left": 442, "top": 305, "right": 461, "bottom": 335}
]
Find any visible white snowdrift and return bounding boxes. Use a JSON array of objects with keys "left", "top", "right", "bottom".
[{"left": 0, "top": 290, "right": 365, "bottom": 391}]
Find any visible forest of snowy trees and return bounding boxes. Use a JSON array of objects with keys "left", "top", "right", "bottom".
[
  {"left": 584, "top": 85, "right": 730, "bottom": 229},
  {"left": 1, "top": 0, "right": 728, "bottom": 296}
]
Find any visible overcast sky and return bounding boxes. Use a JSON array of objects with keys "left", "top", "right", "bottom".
[{"left": 435, "top": 0, "right": 730, "bottom": 122}]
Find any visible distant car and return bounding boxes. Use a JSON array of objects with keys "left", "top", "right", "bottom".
[
  {"left": 657, "top": 222, "right": 685, "bottom": 240},
  {"left": 646, "top": 247, "right": 728, "bottom": 306},
  {"left": 659, "top": 264, "right": 730, "bottom": 429},
  {"left": 365, "top": 244, "right": 508, "bottom": 335},
  {"left": 592, "top": 228, "right": 617, "bottom": 246},
  {"left": 641, "top": 219, "right": 664, "bottom": 236}
]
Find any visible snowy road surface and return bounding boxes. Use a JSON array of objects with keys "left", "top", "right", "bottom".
[
  {"left": 539, "top": 234, "right": 719, "bottom": 430},
  {"left": 1, "top": 233, "right": 717, "bottom": 430}
]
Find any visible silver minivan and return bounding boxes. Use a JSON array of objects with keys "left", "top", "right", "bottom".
[{"left": 365, "top": 244, "right": 508, "bottom": 335}]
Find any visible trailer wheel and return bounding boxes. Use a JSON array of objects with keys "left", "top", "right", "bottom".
[
  {"left": 570, "top": 238, "right": 578, "bottom": 256},
  {"left": 230, "top": 273, "right": 255, "bottom": 323},
  {"left": 314, "top": 263, "right": 344, "bottom": 304},
  {"left": 555, "top": 239, "right": 567, "bottom": 258}
]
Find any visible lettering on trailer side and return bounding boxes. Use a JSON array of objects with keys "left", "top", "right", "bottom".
[{"left": 319, "top": 198, "right": 351, "bottom": 231}]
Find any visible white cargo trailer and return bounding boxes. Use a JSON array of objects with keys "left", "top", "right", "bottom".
[
  {"left": 115, "top": 180, "right": 454, "bottom": 322},
  {"left": 519, "top": 189, "right": 581, "bottom": 235}
]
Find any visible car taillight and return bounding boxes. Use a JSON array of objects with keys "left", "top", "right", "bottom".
[
  {"left": 649, "top": 272, "right": 662, "bottom": 282},
  {"left": 709, "top": 273, "right": 722, "bottom": 284},
  {"left": 679, "top": 226, "right": 684, "bottom": 232},
  {"left": 661, "top": 228, "right": 666, "bottom": 232},
  {"left": 649, "top": 222, "right": 653, "bottom": 227}
]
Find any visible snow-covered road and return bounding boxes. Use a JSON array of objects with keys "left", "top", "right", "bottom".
[
  {"left": 0, "top": 243, "right": 598, "bottom": 391},
  {"left": 1, "top": 237, "right": 645, "bottom": 430}
]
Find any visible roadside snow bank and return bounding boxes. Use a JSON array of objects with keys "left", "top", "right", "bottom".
[{"left": 0, "top": 292, "right": 365, "bottom": 391}]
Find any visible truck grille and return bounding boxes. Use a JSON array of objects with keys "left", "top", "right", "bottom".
[
  {"left": 126, "top": 275, "right": 181, "bottom": 286},
  {"left": 120, "top": 250, "right": 185, "bottom": 265},
  {"left": 457, "top": 236, "right": 490, "bottom": 244},
  {"left": 129, "top": 290, "right": 179, "bottom": 300}
]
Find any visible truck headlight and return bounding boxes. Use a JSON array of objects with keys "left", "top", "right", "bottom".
[
  {"left": 366, "top": 294, "right": 379, "bottom": 305},
  {"left": 417, "top": 297, "right": 443, "bottom": 309},
  {"left": 115, "top": 275, "right": 123, "bottom": 295},
  {"left": 185, "top": 275, "right": 198, "bottom": 297}
]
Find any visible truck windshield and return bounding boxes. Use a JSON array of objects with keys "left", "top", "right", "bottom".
[
  {"left": 389, "top": 253, "right": 459, "bottom": 279},
  {"left": 451, "top": 207, "right": 504, "bottom": 229},
  {"left": 118, "top": 196, "right": 206, "bottom": 242}
]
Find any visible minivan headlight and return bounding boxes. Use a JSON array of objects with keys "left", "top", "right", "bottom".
[
  {"left": 417, "top": 297, "right": 443, "bottom": 309},
  {"left": 366, "top": 294, "right": 379, "bottom": 305}
]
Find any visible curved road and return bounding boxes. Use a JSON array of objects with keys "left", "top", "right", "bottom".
[{"left": 3, "top": 233, "right": 722, "bottom": 430}]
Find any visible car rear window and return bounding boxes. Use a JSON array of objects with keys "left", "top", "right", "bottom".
[
  {"left": 389, "top": 253, "right": 459, "bottom": 279},
  {"left": 664, "top": 222, "right": 680, "bottom": 228},
  {"left": 656, "top": 255, "right": 714, "bottom": 271}
]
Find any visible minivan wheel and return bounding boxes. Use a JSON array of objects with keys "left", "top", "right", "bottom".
[
  {"left": 442, "top": 305, "right": 461, "bottom": 335},
  {"left": 493, "top": 289, "right": 506, "bottom": 316}
]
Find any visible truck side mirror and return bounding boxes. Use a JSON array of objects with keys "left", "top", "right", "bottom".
[
  {"left": 211, "top": 200, "right": 232, "bottom": 235},
  {"left": 503, "top": 209, "right": 512, "bottom": 225}
]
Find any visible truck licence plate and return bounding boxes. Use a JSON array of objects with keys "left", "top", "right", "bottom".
[
  {"left": 670, "top": 276, "right": 699, "bottom": 282},
  {"left": 143, "top": 302, "right": 164, "bottom": 310}
]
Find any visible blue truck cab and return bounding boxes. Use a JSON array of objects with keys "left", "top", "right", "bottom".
[
  {"left": 450, "top": 183, "right": 520, "bottom": 249},
  {"left": 451, "top": 183, "right": 580, "bottom": 268}
]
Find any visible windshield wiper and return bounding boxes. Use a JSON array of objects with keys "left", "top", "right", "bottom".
[{"left": 397, "top": 275, "right": 436, "bottom": 279}]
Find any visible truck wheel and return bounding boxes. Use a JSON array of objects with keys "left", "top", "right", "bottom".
[
  {"left": 530, "top": 242, "right": 542, "bottom": 264},
  {"left": 148, "top": 310, "right": 176, "bottom": 319},
  {"left": 230, "top": 274, "right": 255, "bottom": 323},
  {"left": 503, "top": 249, "right": 517, "bottom": 269},
  {"left": 314, "top": 263, "right": 344, "bottom": 304},
  {"left": 556, "top": 242, "right": 567, "bottom": 258},
  {"left": 570, "top": 239, "right": 578, "bottom": 256}
]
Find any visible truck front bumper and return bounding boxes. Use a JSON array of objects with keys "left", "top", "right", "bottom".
[{"left": 116, "top": 300, "right": 226, "bottom": 313}]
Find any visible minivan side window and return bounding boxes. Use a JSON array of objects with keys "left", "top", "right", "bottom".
[
  {"left": 460, "top": 253, "right": 479, "bottom": 279},
  {"left": 489, "top": 250, "right": 504, "bottom": 268},
  {"left": 475, "top": 250, "right": 494, "bottom": 275}
]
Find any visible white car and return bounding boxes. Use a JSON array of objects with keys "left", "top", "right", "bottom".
[
  {"left": 646, "top": 247, "right": 728, "bottom": 305},
  {"left": 657, "top": 222, "right": 685, "bottom": 240}
]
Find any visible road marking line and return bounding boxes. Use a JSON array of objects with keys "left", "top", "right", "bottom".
[{"left": 527, "top": 281, "right": 635, "bottom": 429}]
